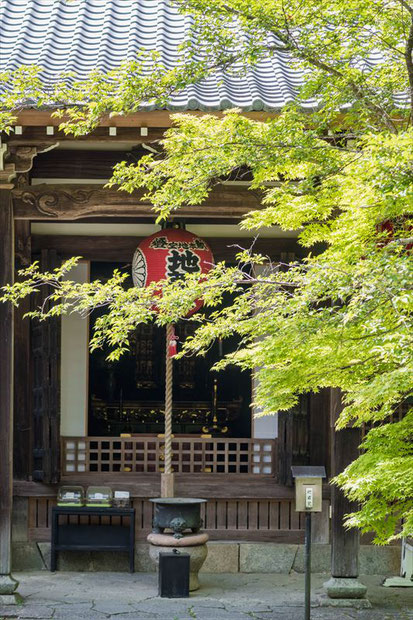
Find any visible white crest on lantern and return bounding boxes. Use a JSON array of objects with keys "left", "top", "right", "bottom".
[{"left": 132, "top": 248, "right": 147, "bottom": 287}]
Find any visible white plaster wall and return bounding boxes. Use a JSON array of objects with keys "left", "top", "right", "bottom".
[
  {"left": 251, "top": 263, "right": 278, "bottom": 441},
  {"left": 60, "top": 261, "right": 89, "bottom": 436},
  {"left": 252, "top": 373, "right": 278, "bottom": 439},
  {"left": 253, "top": 412, "right": 278, "bottom": 439},
  {"left": 251, "top": 374, "right": 278, "bottom": 474}
]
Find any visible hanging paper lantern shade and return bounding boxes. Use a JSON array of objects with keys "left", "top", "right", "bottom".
[
  {"left": 132, "top": 228, "right": 214, "bottom": 315},
  {"left": 377, "top": 217, "right": 412, "bottom": 252}
]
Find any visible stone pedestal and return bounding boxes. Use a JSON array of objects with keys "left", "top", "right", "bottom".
[
  {"left": 0, "top": 574, "right": 19, "bottom": 605},
  {"left": 320, "top": 577, "right": 370, "bottom": 608},
  {"left": 148, "top": 532, "right": 208, "bottom": 591}
]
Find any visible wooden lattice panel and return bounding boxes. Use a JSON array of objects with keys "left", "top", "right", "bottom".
[
  {"left": 361, "top": 401, "right": 410, "bottom": 440},
  {"left": 62, "top": 437, "right": 276, "bottom": 476}
]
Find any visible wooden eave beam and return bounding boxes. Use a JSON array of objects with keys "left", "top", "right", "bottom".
[
  {"left": 12, "top": 183, "right": 263, "bottom": 221},
  {"left": 5, "top": 126, "right": 167, "bottom": 146},
  {"left": 12, "top": 109, "right": 279, "bottom": 128}
]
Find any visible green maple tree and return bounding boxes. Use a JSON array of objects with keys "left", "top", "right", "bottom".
[{"left": 1, "top": 0, "right": 412, "bottom": 543}]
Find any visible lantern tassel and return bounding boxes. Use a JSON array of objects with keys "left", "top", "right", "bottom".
[{"left": 168, "top": 324, "right": 178, "bottom": 358}]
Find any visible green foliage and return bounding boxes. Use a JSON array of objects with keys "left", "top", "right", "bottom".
[
  {"left": 336, "top": 410, "right": 413, "bottom": 543},
  {"left": 1, "top": 0, "right": 413, "bottom": 542}
]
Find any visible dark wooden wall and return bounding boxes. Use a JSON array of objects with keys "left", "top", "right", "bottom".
[
  {"left": 14, "top": 221, "right": 32, "bottom": 480},
  {"left": 309, "top": 389, "right": 331, "bottom": 476},
  {"left": 31, "top": 149, "right": 146, "bottom": 179},
  {"left": 31, "top": 234, "right": 306, "bottom": 263},
  {"left": 31, "top": 250, "right": 61, "bottom": 484}
]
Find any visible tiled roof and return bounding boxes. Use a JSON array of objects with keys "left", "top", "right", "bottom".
[
  {"left": 0, "top": 0, "right": 316, "bottom": 111},
  {"left": 0, "top": 0, "right": 398, "bottom": 112}
]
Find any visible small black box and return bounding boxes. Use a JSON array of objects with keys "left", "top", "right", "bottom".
[{"left": 158, "top": 550, "right": 190, "bottom": 598}]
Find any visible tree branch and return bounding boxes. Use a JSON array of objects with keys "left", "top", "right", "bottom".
[
  {"left": 405, "top": 20, "right": 413, "bottom": 113},
  {"left": 218, "top": 3, "right": 399, "bottom": 132},
  {"left": 395, "top": 0, "right": 413, "bottom": 17}
]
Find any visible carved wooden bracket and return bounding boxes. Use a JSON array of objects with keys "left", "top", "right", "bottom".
[
  {"left": 0, "top": 162, "right": 16, "bottom": 186},
  {"left": 0, "top": 138, "right": 15, "bottom": 186},
  {"left": 10, "top": 146, "right": 39, "bottom": 174},
  {"left": 0, "top": 142, "right": 59, "bottom": 184}
]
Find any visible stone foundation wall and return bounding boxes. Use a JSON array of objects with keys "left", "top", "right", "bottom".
[{"left": 11, "top": 541, "right": 400, "bottom": 576}]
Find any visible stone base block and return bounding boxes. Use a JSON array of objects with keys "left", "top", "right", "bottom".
[
  {"left": 240, "top": 543, "right": 297, "bottom": 573},
  {"left": 383, "top": 576, "right": 413, "bottom": 587},
  {"left": 149, "top": 543, "right": 208, "bottom": 591},
  {"left": 323, "top": 577, "right": 368, "bottom": 599},
  {"left": 293, "top": 544, "right": 330, "bottom": 573},
  {"left": 0, "top": 594, "right": 19, "bottom": 605},
  {"left": 37, "top": 542, "right": 51, "bottom": 570},
  {"left": 135, "top": 541, "right": 239, "bottom": 573},
  {"left": 359, "top": 545, "right": 400, "bottom": 575},
  {"left": 135, "top": 543, "right": 154, "bottom": 572},
  {"left": 318, "top": 594, "right": 372, "bottom": 609},
  {"left": 10, "top": 541, "right": 402, "bottom": 576},
  {"left": 38, "top": 543, "right": 131, "bottom": 572},
  {"left": 0, "top": 574, "right": 18, "bottom": 595},
  {"left": 201, "top": 542, "right": 239, "bottom": 573},
  {"left": 12, "top": 542, "right": 45, "bottom": 571}
]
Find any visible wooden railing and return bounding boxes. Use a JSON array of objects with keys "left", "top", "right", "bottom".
[{"left": 62, "top": 436, "right": 276, "bottom": 476}]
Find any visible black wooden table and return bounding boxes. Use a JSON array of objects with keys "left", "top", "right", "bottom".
[{"left": 51, "top": 507, "right": 135, "bottom": 572}]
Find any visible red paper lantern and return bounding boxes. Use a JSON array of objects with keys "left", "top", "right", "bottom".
[
  {"left": 377, "top": 218, "right": 412, "bottom": 252},
  {"left": 132, "top": 228, "right": 214, "bottom": 315}
]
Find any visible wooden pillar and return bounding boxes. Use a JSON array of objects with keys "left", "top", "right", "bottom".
[
  {"left": 330, "top": 388, "right": 360, "bottom": 577},
  {"left": 309, "top": 389, "right": 331, "bottom": 477},
  {"left": 323, "top": 389, "right": 368, "bottom": 601},
  {"left": 0, "top": 188, "right": 18, "bottom": 595},
  {"left": 13, "top": 221, "right": 32, "bottom": 480}
]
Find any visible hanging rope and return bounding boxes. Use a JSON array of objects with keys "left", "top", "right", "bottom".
[{"left": 164, "top": 323, "right": 174, "bottom": 476}]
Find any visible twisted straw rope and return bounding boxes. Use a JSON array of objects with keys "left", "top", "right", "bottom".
[{"left": 164, "top": 323, "right": 174, "bottom": 475}]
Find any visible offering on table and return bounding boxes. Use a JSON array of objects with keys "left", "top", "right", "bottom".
[
  {"left": 57, "top": 486, "right": 84, "bottom": 506},
  {"left": 86, "top": 486, "right": 112, "bottom": 507},
  {"left": 112, "top": 490, "right": 131, "bottom": 508}
]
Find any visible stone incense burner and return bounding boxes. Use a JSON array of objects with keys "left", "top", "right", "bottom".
[
  {"left": 148, "top": 497, "right": 208, "bottom": 591},
  {"left": 150, "top": 497, "right": 206, "bottom": 539}
]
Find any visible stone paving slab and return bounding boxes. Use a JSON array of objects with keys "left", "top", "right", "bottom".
[{"left": 0, "top": 572, "right": 412, "bottom": 620}]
